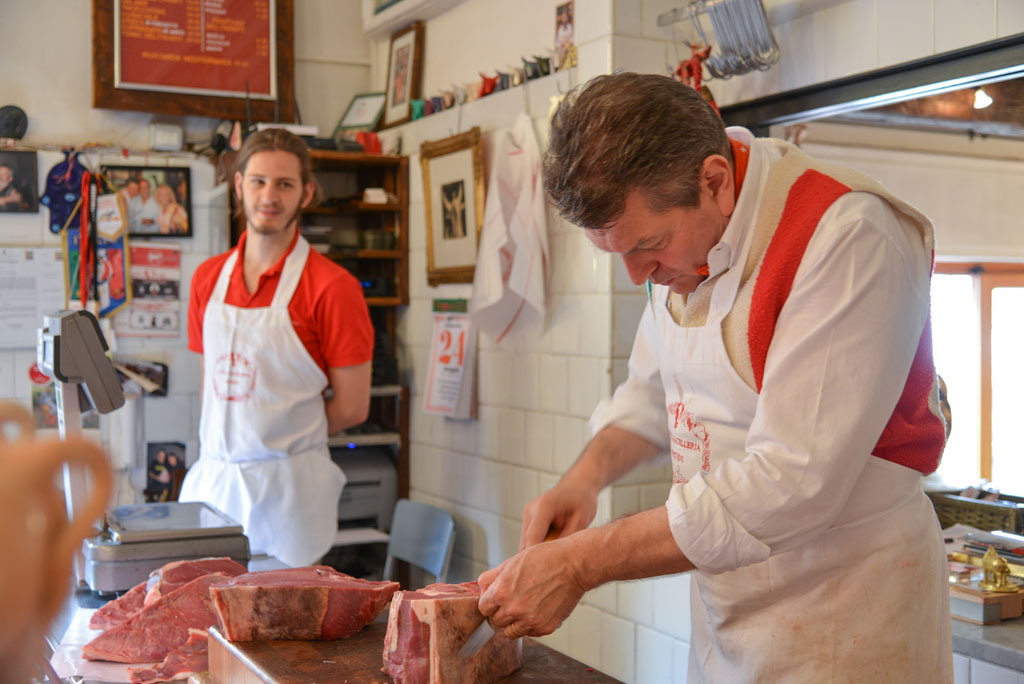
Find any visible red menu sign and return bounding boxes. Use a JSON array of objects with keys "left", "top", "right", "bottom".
[{"left": 116, "top": 0, "right": 275, "bottom": 98}]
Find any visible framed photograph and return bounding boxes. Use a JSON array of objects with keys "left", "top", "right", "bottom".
[
  {"left": 421, "top": 127, "right": 484, "bottom": 286},
  {"left": 0, "top": 150, "right": 39, "bottom": 213},
  {"left": 145, "top": 441, "right": 187, "bottom": 502},
  {"left": 100, "top": 165, "right": 192, "bottom": 238},
  {"left": 382, "top": 21, "right": 424, "bottom": 129},
  {"left": 556, "top": 1, "right": 575, "bottom": 53},
  {"left": 333, "top": 92, "right": 387, "bottom": 138}
]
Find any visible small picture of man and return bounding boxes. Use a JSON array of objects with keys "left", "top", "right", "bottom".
[
  {"left": 441, "top": 180, "right": 467, "bottom": 239},
  {"left": 145, "top": 442, "right": 187, "bottom": 502},
  {"left": 0, "top": 151, "right": 39, "bottom": 212}
]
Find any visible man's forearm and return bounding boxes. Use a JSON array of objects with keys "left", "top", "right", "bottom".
[
  {"left": 562, "top": 425, "right": 663, "bottom": 493},
  {"left": 569, "top": 506, "right": 695, "bottom": 588}
]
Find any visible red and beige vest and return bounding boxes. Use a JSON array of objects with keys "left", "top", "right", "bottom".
[{"left": 672, "top": 141, "right": 946, "bottom": 474}]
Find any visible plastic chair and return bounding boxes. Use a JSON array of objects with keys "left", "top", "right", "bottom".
[{"left": 382, "top": 499, "right": 455, "bottom": 585}]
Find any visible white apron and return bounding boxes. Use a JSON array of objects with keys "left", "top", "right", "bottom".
[
  {"left": 656, "top": 222, "right": 951, "bottom": 681},
  {"left": 179, "top": 236, "right": 346, "bottom": 567}
]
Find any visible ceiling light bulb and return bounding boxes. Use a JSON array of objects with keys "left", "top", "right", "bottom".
[{"left": 974, "top": 88, "right": 993, "bottom": 109}]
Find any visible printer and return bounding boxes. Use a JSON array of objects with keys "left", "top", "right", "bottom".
[{"left": 331, "top": 446, "right": 398, "bottom": 531}]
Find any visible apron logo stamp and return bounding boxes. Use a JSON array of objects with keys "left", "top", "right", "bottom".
[
  {"left": 668, "top": 400, "right": 711, "bottom": 483},
  {"left": 213, "top": 352, "right": 257, "bottom": 402}
]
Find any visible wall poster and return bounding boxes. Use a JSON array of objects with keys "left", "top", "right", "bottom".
[
  {"left": 92, "top": 0, "right": 295, "bottom": 121},
  {"left": 113, "top": 242, "right": 181, "bottom": 338}
]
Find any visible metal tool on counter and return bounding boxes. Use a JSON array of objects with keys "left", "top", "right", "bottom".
[
  {"left": 82, "top": 501, "right": 251, "bottom": 594},
  {"left": 459, "top": 527, "right": 560, "bottom": 658}
]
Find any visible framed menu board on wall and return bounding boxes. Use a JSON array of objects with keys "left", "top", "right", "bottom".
[{"left": 92, "top": 0, "right": 295, "bottom": 121}]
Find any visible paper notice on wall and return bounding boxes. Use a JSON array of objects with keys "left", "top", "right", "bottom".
[
  {"left": 113, "top": 242, "right": 181, "bottom": 338},
  {"left": 423, "top": 299, "right": 476, "bottom": 419},
  {"left": 0, "top": 247, "right": 65, "bottom": 349}
]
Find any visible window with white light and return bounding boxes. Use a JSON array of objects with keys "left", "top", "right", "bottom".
[{"left": 931, "top": 264, "right": 1024, "bottom": 493}]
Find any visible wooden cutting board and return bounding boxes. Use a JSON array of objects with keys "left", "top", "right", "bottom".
[{"left": 205, "top": 613, "right": 621, "bottom": 683}]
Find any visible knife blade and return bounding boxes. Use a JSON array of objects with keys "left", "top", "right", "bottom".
[
  {"left": 458, "top": 618, "right": 496, "bottom": 659},
  {"left": 458, "top": 527, "right": 560, "bottom": 659}
]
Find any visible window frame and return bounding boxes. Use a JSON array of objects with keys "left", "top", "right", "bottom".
[{"left": 934, "top": 261, "right": 1024, "bottom": 479}]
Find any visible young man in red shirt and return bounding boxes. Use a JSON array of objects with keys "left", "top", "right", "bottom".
[{"left": 180, "top": 129, "right": 373, "bottom": 567}]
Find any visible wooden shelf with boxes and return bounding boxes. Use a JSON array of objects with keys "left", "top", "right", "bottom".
[{"left": 307, "top": 150, "right": 410, "bottom": 504}]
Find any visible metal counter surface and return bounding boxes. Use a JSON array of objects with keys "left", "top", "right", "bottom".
[{"left": 953, "top": 617, "right": 1024, "bottom": 672}]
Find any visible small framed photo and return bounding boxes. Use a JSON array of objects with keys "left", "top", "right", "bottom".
[
  {"left": 334, "top": 92, "right": 388, "bottom": 138},
  {"left": 420, "top": 127, "right": 484, "bottom": 286},
  {"left": 145, "top": 441, "right": 187, "bottom": 502},
  {"left": 382, "top": 21, "right": 424, "bottom": 129},
  {"left": 0, "top": 150, "right": 39, "bottom": 213},
  {"left": 99, "top": 165, "right": 192, "bottom": 238},
  {"left": 556, "top": 1, "right": 575, "bottom": 53}
]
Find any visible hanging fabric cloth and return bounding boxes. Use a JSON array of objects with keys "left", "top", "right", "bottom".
[{"left": 470, "top": 112, "right": 549, "bottom": 345}]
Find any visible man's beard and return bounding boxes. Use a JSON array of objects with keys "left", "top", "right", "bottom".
[{"left": 243, "top": 193, "right": 303, "bottom": 236}]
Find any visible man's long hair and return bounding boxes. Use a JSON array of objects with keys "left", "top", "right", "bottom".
[{"left": 543, "top": 72, "right": 731, "bottom": 229}]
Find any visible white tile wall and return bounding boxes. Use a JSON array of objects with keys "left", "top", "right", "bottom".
[
  {"left": 775, "top": 10, "right": 829, "bottom": 93},
  {"left": 998, "top": 1, "right": 1024, "bottom": 37},
  {"left": 671, "top": 639, "right": 691, "bottom": 684},
  {"left": 877, "top": 0, "right": 933, "bottom": 68},
  {"left": 652, "top": 574, "right": 692, "bottom": 642},
  {"left": 524, "top": 411, "right": 555, "bottom": 472},
  {"left": 613, "top": 34, "right": 674, "bottom": 76},
  {"left": 567, "top": 604, "right": 604, "bottom": 670},
  {"left": 636, "top": 625, "right": 674, "bottom": 684},
  {"left": 577, "top": 0, "right": 615, "bottom": 44},
  {"left": 934, "top": 0, "right": 997, "bottom": 54},
  {"left": 617, "top": 579, "right": 654, "bottom": 626},
  {"left": 601, "top": 613, "right": 637, "bottom": 683},
  {"left": 823, "top": 0, "right": 879, "bottom": 81}
]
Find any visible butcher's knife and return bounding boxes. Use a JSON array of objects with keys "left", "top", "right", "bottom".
[{"left": 458, "top": 527, "right": 559, "bottom": 659}]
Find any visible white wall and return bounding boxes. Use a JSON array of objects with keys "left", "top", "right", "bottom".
[{"left": 0, "top": 0, "right": 370, "bottom": 502}]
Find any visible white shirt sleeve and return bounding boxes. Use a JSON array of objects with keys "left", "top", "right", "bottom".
[
  {"left": 589, "top": 299, "right": 670, "bottom": 452},
  {"left": 666, "top": 193, "right": 933, "bottom": 573}
]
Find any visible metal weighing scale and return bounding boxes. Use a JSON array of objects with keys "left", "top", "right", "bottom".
[
  {"left": 83, "top": 501, "right": 251, "bottom": 594},
  {"left": 37, "top": 311, "right": 251, "bottom": 594}
]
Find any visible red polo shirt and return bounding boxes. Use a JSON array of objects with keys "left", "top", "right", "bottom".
[{"left": 188, "top": 230, "right": 373, "bottom": 374}]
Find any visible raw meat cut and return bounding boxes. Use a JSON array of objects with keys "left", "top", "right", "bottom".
[
  {"left": 89, "top": 581, "right": 147, "bottom": 631},
  {"left": 382, "top": 582, "right": 522, "bottom": 684},
  {"left": 127, "top": 629, "right": 208, "bottom": 684},
  {"left": 211, "top": 565, "right": 399, "bottom": 641},
  {"left": 144, "top": 557, "right": 247, "bottom": 607},
  {"left": 83, "top": 573, "right": 229, "bottom": 663}
]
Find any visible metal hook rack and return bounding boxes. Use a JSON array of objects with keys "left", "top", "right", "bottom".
[{"left": 659, "top": 0, "right": 780, "bottom": 79}]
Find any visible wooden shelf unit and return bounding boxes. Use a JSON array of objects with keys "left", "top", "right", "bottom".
[{"left": 309, "top": 151, "right": 410, "bottom": 503}]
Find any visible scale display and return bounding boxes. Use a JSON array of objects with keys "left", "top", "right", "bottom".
[{"left": 106, "top": 501, "right": 243, "bottom": 543}]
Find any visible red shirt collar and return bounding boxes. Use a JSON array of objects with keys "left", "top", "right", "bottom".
[
  {"left": 730, "top": 138, "right": 750, "bottom": 198},
  {"left": 232, "top": 228, "right": 301, "bottom": 295}
]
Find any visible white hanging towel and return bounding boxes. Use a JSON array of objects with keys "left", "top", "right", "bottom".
[{"left": 470, "top": 113, "right": 549, "bottom": 345}]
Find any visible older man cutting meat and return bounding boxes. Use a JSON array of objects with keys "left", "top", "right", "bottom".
[{"left": 476, "top": 73, "right": 952, "bottom": 682}]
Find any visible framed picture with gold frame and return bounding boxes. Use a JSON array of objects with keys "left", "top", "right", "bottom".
[{"left": 421, "top": 127, "right": 483, "bottom": 286}]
